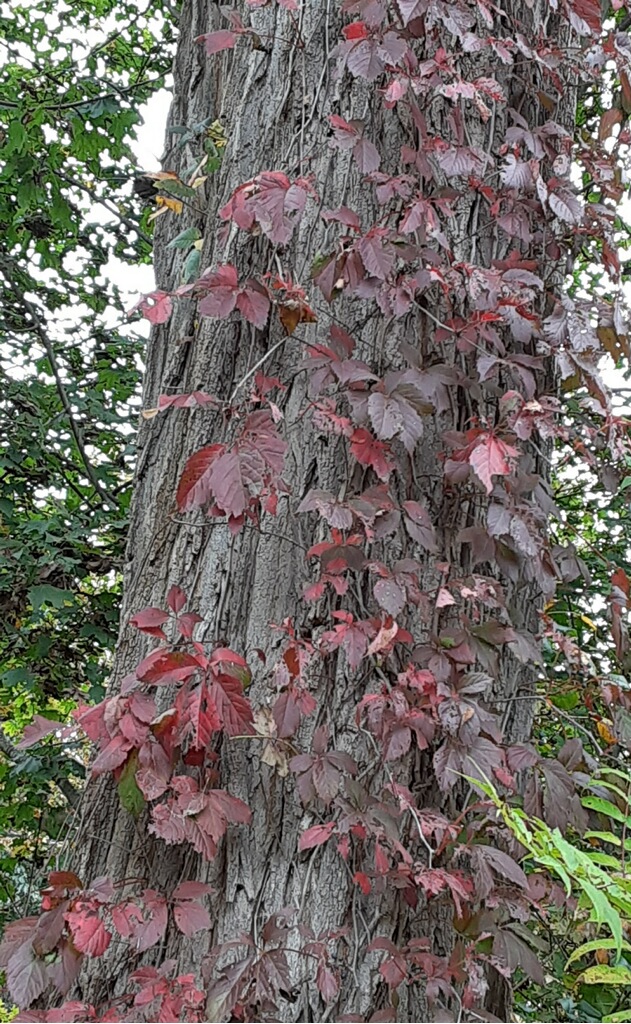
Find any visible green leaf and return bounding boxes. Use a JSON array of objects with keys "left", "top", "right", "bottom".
[
  {"left": 577, "top": 877, "right": 623, "bottom": 957},
  {"left": 28, "top": 585, "right": 75, "bottom": 610},
  {"left": 182, "top": 247, "right": 201, "bottom": 283},
  {"left": 117, "top": 753, "right": 145, "bottom": 817},
  {"left": 167, "top": 226, "right": 201, "bottom": 250},
  {"left": 603, "top": 1010, "right": 631, "bottom": 1022},
  {"left": 582, "top": 795, "right": 631, "bottom": 825}
]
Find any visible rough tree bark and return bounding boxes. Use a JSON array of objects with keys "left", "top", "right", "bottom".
[{"left": 70, "top": 1, "right": 577, "bottom": 1020}]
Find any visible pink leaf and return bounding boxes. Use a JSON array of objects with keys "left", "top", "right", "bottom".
[
  {"left": 207, "top": 451, "right": 249, "bottom": 518},
  {"left": 171, "top": 882, "right": 212, "bottom": 900},
  {"left": 353, "top": 138, "right": 380, "bottom": 174},
  {"left": 136, "top": 291, "right": 172, "bottom": 325},
  {"left": 198, "top": 30, "right": 238, "bottom": 55},
  {"left": 316, "top": 963, "right": 340, "bottom": 1003},
  {"left": 173, "top": 901, "right": 211, "bottom": 937},
  {"left": 65, "top": 904, "right": 111, "bottom": 957},
  {"left": 468, "top": 435, "right": 519, "bottom": 494},
  {"left": 298, "top": 821, "right": 336, "bottom": 851}
]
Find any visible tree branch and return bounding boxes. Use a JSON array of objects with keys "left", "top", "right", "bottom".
[{"left": 0, "top": 259, "right": 119, "bottom": 512}]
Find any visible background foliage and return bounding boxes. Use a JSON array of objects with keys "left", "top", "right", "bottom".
[{"left": 0, "top": 0, "right": 176, "bottom": 927}]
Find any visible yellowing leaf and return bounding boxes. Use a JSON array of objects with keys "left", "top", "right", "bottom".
[
  {"left": 579, "top": 965, "right": 631, "bottom": 986},
  {"left": 156, "top": 195, "right": 183, "bottom": 215},
  {"left": 597, "top": 720, "right": 618, "bottom": 746},
  {"left": 580, "top": 614, "right": 597, "bottom": 631}
]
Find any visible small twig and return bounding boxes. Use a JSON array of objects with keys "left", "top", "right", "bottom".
[
  {"left": 229, "top": 335, "right": 289, "bottom": 404},
  {"left": 56, "top": 171, "right": 153, "bottom": 247}
]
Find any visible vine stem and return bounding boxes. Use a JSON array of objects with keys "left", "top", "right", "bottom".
[{"left": 229, "top": 334, "right": 289, "bottom": 404}]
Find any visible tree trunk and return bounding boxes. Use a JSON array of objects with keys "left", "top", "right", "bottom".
[{"left": 71, "top": 1, "right": 577, "bottom": 1020}]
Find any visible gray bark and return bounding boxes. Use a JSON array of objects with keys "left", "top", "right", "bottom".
[{"left": 68, "top": 1, "right": 576, "bottom": 1020}]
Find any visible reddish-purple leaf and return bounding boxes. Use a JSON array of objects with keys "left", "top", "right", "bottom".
[
  {"left": 136, "top": 738, "right": 172, "bottom": 801},
  {"left": 6, "top": 943, "right": 48, "bottom": 1009},
  {"left": 197, "top": 264, "right": 239, "bottom": 319},
  {"left": 91, "top": 734, "right": 131, "bottom": 775},
  {"left": 173, "top": 901, "right": 211, "bottom": 937},
  {"left": 403, "top": 500, "right": 438, "bottom": 553},
  {"left": 176, "top": 444, "right": 224, "bottom": 511},
  {"left": 236, "top": 281, "right": 271, "bottom": 327},
  {"left": 17, "top": 716, "right": 60, "bottom": 750},
  {"left": 374, "top": 577, "right": 406, "bottom": 617}
]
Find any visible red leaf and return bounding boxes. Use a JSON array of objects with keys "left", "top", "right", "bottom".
[
  {"left": 129, "top": 607, "right": 169, "bottom": 638},
  {"left": 17, "top": 715, "right": 60, "bottom": 750},
  {"left": 167, "top": 585, "right": 187, "bottom": 614},
  {"left": 135, "top": 290, "right": 172, "bottom": 325},
  {"left": 179, "top": 682, "right": 221, "bottom": 748},
  {"left": 176, "top": 444, "right": 224, "bottom": 511},
  {"left": 350, "top": 428, "right": 394, "bottom": 481},
  {"left": 136, "top": 650, "right": 200, "bottom": 686},
  {"left": 65, "top": 903, "right": 111, "bottom": 957},
  {"left": 343, "top": 21, "right": 369, "bottom": 39},
  {"left": 468, "top": 434, "right": 519, "bottom": 494},
  {"left": 298, "top": 821, "right": 335, "bottom": 851},
  {"left": 198, "top": 29, "right": 238, "bottom": 55},
  {"left": 209, "top": 674, "right": 254, "bottom": 736}
]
